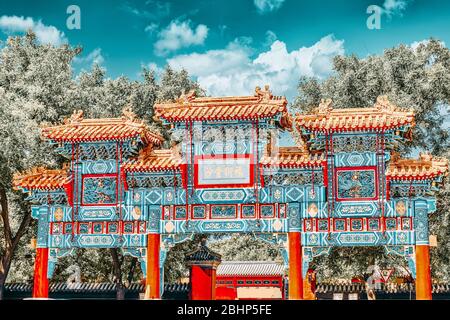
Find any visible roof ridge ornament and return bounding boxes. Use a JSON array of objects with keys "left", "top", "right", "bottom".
[
  {"left": 375, "top": 95, "right": 397, "bottom": 112},
  {"left": 122, "top": 105, "right": 138, "bottom": 122},
  {"left": 419, "top": 151, "right": 433, "bottom": 162},
  {"left": 176, "top": 89, "right": 196, "bottom": 104},
  {"left": 255, "top": 85, "right": 273, "bottom": 101},
  {"left": 318, "top": 98, "right": 333, "bottom": 114},
  {"left": 65, "top": 109, "right": 84, "bottom": 124}
]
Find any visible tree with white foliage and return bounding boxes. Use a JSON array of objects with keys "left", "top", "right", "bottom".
[
  {"left": 0, "top": 31, "right": 204, "bottom": 299},
  {"left": 0, "top": 31, "right": 80, "bottom": 299}
]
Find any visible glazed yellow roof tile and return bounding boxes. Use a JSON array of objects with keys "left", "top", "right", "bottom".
[
  {"left": 13, "top": 167, "right": 71, "bottom": 191},
  {"left": 154, "top": 86, "right": 292, "bottom": 129},
  {"left": 296, "top": 96, "right": 415, "bottom": 132},
  {"left": 387, "top": 153, "right": 449, "bottom": 180},
  {"left": 122, "top": 147, "right": 183, "bottom": 172},
  {"left": 42, "top": 108, "right": 164, "bottom": 145},
  {"left": 260, "top": 147, "right": 324, "bottom": 168}
]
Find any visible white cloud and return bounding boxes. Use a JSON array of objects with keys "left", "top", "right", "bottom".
[
  {"left": 264, "top": 30, "right": 277, "bottom": 47},
  {"left": 121, "top": 1, "right": 170, "bottom": 20},
  {"left": 73, "top": 48, "right": 105, "bottom": 67},
  {"left": 0, "top": 15, "right": 66, "bottom": 46},
  {"left": 382, "top": 0, "right": 412, "bottom": 17},
  {"left": 146, "top": 62, "right": 164, "bottom": 75},
  {"left": 254, "top": 0, "right": 285, "bottom": 14},
  {"left": 410, "top": 39, "right": 446, "bottom": 51},
  {"left": 154, "top": 20, "right": 208, "bottom": 56},
  {"left": 144, "top": 23, "right": 159, "bottom": 35},
  {"left": 168, "top": 34, "right": 344, "bottom": 100}
]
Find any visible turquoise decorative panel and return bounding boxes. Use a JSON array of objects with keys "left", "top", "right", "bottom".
[
  {"left": 81, "top": 175, "right": 117, "bottom": 205},
  {"left": 199, "top": 141, "right": 251, "bottom": 155},
  {"left": 78, "top": 207, "right": 117, "bottom": 221},
  {"left": 301, "top": 231, "right": 415, "bottom": 247},
  {"left": 37, "top": 207, "right": 49, "bottom": 248},
  {"left": 49, "top": 234, "right": 146, "bottom": 248},
  {"left": 334, "top": 202, "right": 379, "bottom": 217},
  {"left": 334, "top": 152, "right": 376, "bottom": 167},
  {"left": 49, "top": 206, "right": 73, "bottom": 222},
  {"left": 211, "top": 205, "right": 237, "bottom": 219},
  {"left": 127, "top": 190, "right": 144, "bottom": 205},
  {"left": 427, "top": 199, "right": 437, "bottom": 213},
  {"left": 174, "top": 206, "right": 187, "bottom": 219},
  {"left": 82, "top": 160, "right": 117, "bottom": 174},
  {"left": 31, "top": 206, "right": 41, "bottom": 219},
  {"left": 260, "top": 205, "right": 275, "bottom": 218},
  {"left": 160, "top": 218, "right": 288, "bottom": 234},
  {"left": 147, "top": 205, "right": 161, "bottom": 233},
  {"left": 259, "top": 186, "right": 284, "bottom": 204},
  {"left": 287, "top": 202, "right": 301, "bottom": 232},
  {"left": 192, "top": 206, "right": 206, "bottom": 219},
  {"left": 336, "top": 168, "right": 377, "bottom": 201},
  {"left": 285, "top": 186, "right": 305, "bottom": 202},
  {"left": 122, "top": 234, "right": 147, "bottom": 247},
  {"left": 301, "top": 201, "right": 327, "bottom": 219},
  {"left": 144, "top": 189, "right": 163, "bottom": 204},
  {"left": 163, "top": 188, "right": 186, "bottom": 205},
  {"left": 241, "top": 205, "right": 256, "bottom": 218},
  {"left": 121, "top": 205, "right": 147, "bottom": 221},
  {"left": 414, "top": 201, "right": 429, "bottom": 245},
  {"left": 196, "top": 189, "right": 250, "bottom": 203}
]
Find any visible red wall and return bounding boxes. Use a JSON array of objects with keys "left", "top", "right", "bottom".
[
  {"left": 190, "top": 265, "right": 217, "bottom": 300},
  {"left": 215, "top": 275, "right": 284, "bottom": 300}
]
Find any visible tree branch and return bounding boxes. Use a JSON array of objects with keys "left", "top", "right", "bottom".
[{"left": 0, "top": 188, "right": 13, "bottom": 249}]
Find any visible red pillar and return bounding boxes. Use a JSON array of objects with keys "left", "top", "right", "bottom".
[
  {"left": 33, "top": 248, "right": 49, "bottom": 298},
  {"left": 288, "top": 232, "right": 303, "bottom": 300},
  {"left": 145, "top": 234, "right": 160, "bottom": 299},
  {"left": 190, "top": 265, "right": 217, "bottom": 300},
  {"left": 415, "top": 245, "right": 432, "bottom": 300}
]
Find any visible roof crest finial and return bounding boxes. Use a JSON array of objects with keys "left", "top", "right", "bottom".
[
  {"left": 176, "top": 89, "right": 196, "bottom": 104},
  {"left": 65, "top": 109, "right": 84, "bottom": 124},
  {"left": 318, "top": 98, "right": 333, "bottom": 114},
  {"left": 122, "top": 104, "right": 138, "bottom": 122},
  {"left": 255, "top": 85, "right": 272, "bottom": 101},
  {"left": 375, "top": 95, "right": 397, "bottom": 112}
]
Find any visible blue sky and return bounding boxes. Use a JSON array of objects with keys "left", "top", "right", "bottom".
[{"left": 0, "top": 0, "right": 449, "bottom": 100}]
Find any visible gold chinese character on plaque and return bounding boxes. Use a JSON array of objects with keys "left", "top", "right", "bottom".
[
  {"left": 234, "top": 166, "right": 243, "bottom": 177},
  {"left": 214, "top": 167, "right": 222, "bottom": 178},
  {"left": 205, "top": 167, "right": 212, "bottom": 178},
  {"left": 224, "top": 166, "right": 233, "bottom": 177}
]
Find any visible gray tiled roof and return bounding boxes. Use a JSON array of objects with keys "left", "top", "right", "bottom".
[
  {"left": 217, "top": 261, "right": 285, "bottom": 276},
  {"left": 185, "top": 243, "right": 222, "bottom": 263}
]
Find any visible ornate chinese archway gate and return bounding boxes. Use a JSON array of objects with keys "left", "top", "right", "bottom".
[{"left": 14, "top": 87, "right": 447, "bottom": 300}]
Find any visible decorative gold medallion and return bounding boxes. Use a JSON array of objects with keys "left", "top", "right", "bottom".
[
  {"left": 395, "top": 201, "right": 407, "bottom": 216},
  {"left": 54, "top": 207, "right": 64, "bottom": 221},
  {"left": 307, "top": 203, "right": 319, "bottom": 218},
  {"left": 132, "top": 206, "right": 142, "bottom": 220}
]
